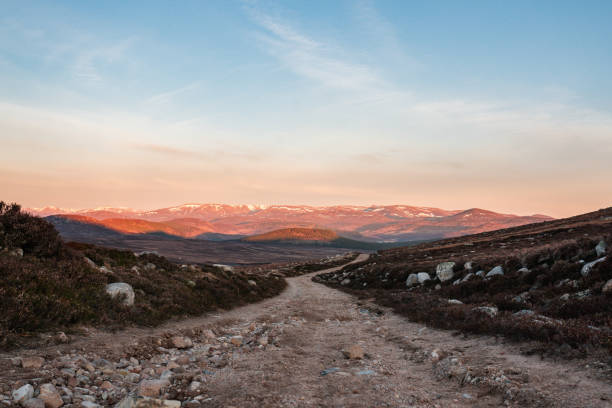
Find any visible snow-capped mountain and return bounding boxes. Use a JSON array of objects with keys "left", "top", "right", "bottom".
[{"left": 30, "top": 203, "right": 553, "bottom": 242}]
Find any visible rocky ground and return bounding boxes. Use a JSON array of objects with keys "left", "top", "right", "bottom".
[{"left": 1, "top": 254, "right": 611, "bottom": 408}]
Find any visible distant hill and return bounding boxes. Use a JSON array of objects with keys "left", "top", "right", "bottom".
[
  {"left": 244, "top": 227, "right": 340, "bottom": 242},
  {"left": 29, "top": 203, "right": 554, "bottom": 242}
]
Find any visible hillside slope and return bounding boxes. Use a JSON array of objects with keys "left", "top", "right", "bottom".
[{"left": 315, "top": 206, "right": 612, "bottom": 354}]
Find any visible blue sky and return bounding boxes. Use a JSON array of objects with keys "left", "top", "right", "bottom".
[{"left": 1, "top": 0, "right": 611, "bottom": 216}]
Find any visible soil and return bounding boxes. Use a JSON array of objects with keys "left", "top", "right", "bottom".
[{"left": 2, "top": 254, "right": 611, "bottom": 407}]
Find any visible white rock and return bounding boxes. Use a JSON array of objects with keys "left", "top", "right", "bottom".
[
  {"left": 517, "top": 267, "right": 530, "bottom": 274},
  {"left": 596, "top": 240, "right": 607, "bottom": 257},
  {"left": 461, "top": 273, "right": 474, "bottom": 282},
  {"left": 581, "top": 257, "right": 606, "bottom": 277},
  {"left": 436, "top": 262, "right": 456, "bottom": 282},
  {"left": 448, "top": 299, "right": 463, "bottom": 305},
  {"left": 475, "top": 270, "right": 485, "bottom": 278},
  {"left": 464, "top": 261, "right": 473, "bottom": 270},
  {"left": 602, "top": 279, "right": 612, "bottom": 294},
  {"left": 486, "top": 265, "right": 504, "bottom": 278},
  {"left": 405, "top": 273, "right": 419, "bottom": 287},
  {"left": 473, "top": 306, "right": 498, "bottom": 318},
  {"left": 417, "top": 272, "right": 431, "bottom": 284},
  {"left": 105, "top": 283, "right": 135, "bottom": 306},
  {"left": 340, "top": 278, "right": 351, "bottom": 286},
  {"left": 12, "top": 384, "right": 34, "bottom": 404}
]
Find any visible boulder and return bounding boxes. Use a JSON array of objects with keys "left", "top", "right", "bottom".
[
  {"left": 596, "top": 240, "right": 607, "bottom": 257},
  {"left": 12, "top": 384, "right": 34, "bottom": 404},
  {"left": 21, "top": 356, "right": 44, "bottom": 369},
  {"left": 417, "top": 272, "right": 431, "bottom": 284},
  {"left": 38, "top": 384, "right": 63, "bottom": 408},
  {"left": 405, "top": 273, "right": 419, "bottom": 287},
  {"left": 602, "top": 279, "right": 612, "bottom": 294},
  {"left": 581, "top": 257, "right": 606, "bottom": 277},
  {"left": 436, "top": 262, "right": 456, "bottom": 282},
  {"left": 342, "top": 344, "right": 364, "bottom": 359},
  {"left": 105, "top": 283, "right": 135, "bottom": 306},
  {"left": 486, "top": 265, "right": 504, "bottom": 278}
]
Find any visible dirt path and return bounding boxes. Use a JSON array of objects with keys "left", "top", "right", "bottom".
[{"left": 2, "top": 254, "right": 611, "bottom": 407}]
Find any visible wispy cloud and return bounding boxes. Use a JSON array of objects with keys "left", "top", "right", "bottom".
[
  {"left": 248, "top": 10, "right": 387, "bottom": 94},
  {"left": 73, "top": 37, "right": 136, "bottom": 82},
  {"left": 145, "top": 81, "right": 203, "bottom": 105}
]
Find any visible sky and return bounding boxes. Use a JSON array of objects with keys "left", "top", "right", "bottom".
[{"left": 1, "top": 0, "right": 611, "bottom": 217}]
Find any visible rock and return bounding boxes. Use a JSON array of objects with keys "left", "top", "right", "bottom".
[
  {"left": 461, "top": 273, "right": 474, "bottom": 282},
  {"left": 247, "top": 279, "right": 257, "bottom": 286},
  {"left": 137, "top": 380, "right": 170, "bottom": 397},
  {"left": 473, "top": 306, "right": 498, "bottom": 318},
  {"left": 417, "top": 272, "right": 431, "bottom": 284},
  {"left": 434, "top": 284, "right": 441, "bottom": 290},
  {"left": 38, "top": 384, "right": 63, "bottom": 408},
  {"left": 342, "top": 344, "right": 364, "bottom": 359},
  {"left": 320, "top": 367, "right": 340, "bottom": 376},
  {"left": 22, "top": 399, "right": 45, "bottom": 408},
  {"left": 486, "top": 265, "right": 504, "bottom": 278},
  {"left": 144, "top": 263, "right": 157, "bottom": 271},
  {"left": 560, "top": 293, "right": 570, "bottom": 301},
  {"left": 406, "top": 273, "right": 419, "bottom": 287},
  {"left": 170, "top": 336, "right": 192, "bottom": 349},
  {"left": 12, "top": 384, "right": 34, "bottom": 404},
  {"left": 430, "top": 348, "right": 447, "bottom": 363},
  {"left": 9, "top": 248, "right": 24, "bottom": 257},
  {"left": 213, "top": 264, "right": 233, "bottom": 272},
  {"left": 581, "top": 256, "right": 607, "bottom": 277},
  {"left": 258, "top": 336, "right": 269, "bottom": 346},
  {"left": 99, "top": 381, "right": 113, "bottom": 391},
  {"left": 602, "top": 279, "right": 612, "bottom": 294},
  {"left": 21, "top": 356, "right": 45, "bottom": 369},
  {"left": 230, "top": 336, "right": 243, "bottom": 346},
  {"left": 99, "top": 266, "right": 113, "bottom": 274},
  {"left": 83, "top": 257, "right": 97, "bottom": 268},
  {"left": 447, "top": 299, "right": 463, "bottom": 305},
  {"left": 452, "top": 279, "right": 461, "bottom": 286},
  {"left": 464, "top": 261, "right": 473, "bottom": 270},
  {"left": 105, "top": 283, "right": 135, "bottom": 306},
  {"left": 575, "top": 289, "right": 591, "bottom": 299},
  {"left": 436, "top": 262, "right": 456, "bottom": 282},
  {"left": 475, "top": 270, "right": 485, "bottom": 278},
  {"left": 116, "top": 397, "right": 180, "bottom": 408},
  {"left": 80, "top": 402, "right": 100, "bottom": 408},
  {"left": 187, "top": 381, "right": 201, "bottom": 393},
  {"left": 340, "top": 278, "right": 351, "bottom": 286},
  {"left": 596, "top": 240, "right": 607, "bottom": 257},
  {"left": 517, "top": 267, "right": 530, "bottom": 274},
  {"left": 54, "top": 332, "right": 69, "bottom": 343},
  {"left": 514, "top": 309, "right": 535, "bottom": 317}
]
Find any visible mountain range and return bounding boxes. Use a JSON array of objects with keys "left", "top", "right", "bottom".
[{"left": 29, "top": 203, "right": 553, "bottom": 242}]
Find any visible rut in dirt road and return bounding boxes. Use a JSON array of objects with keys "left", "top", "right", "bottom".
[{"left": 2, "top": 253, "right": 611, "bottom": 408}]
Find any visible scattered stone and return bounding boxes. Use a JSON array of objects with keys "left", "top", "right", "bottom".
[
  {"left": 436, "top": 262, "right": 456, "bottom": 282},
  {"left": 21, "top": 356, "right": 45, "bottom": 369},
  {"left": 486, "top": 265, "right": 504, "bottom": 278},
  {"left": 170, "top": 336, "right": 193, "bottom": 349},
  {"left": 247, "top": 280, "right": 257, "bottom": 286},
  {"left": 517, "top": 267, "right": 530, "bottom": 274},
  {"left": 447, "top": 299, "right": 463, "bottom": 305},
  {"left": 430, "top": 348, "right": 447, "bottom": 363},
  {"left": 38, "top": 384, "right": 63, "bottom": 408},
  {"left": 405, "top": 273, "right": 419, "bottom": 288},
  {"left": 144, "top": 263, "right": 157, "bottom": 271},
  {"left": 230, "top": 336, "right": 243, "bottom": 346},
  {"left": 54, "top": 332, "right": 69, "bottom": 343},
  {"left": 80, "top": 402, "right": 101, "bottom": 408},
  {"left": 461, "top": 273, "right": 474, "bottom": 282},
  {"left": 340, "top": 278, "right": 351, "bottom": 286},
  {"left": 105, "top": 283, "right": 135, "bottom": 306},
  {"left": 342, "top": 344, "right": 364, "bottom": 360},
  {"left": 434, "top": 284, "right": 441, "bottom": 290},
  {"left": 83, "top": 257, "right": 97, "bottom": 268},
  {"left": 12, "top": 384, "right": 34, "bottom": 404},
  {"left": 464, "top": 261, "right": 473, "bottom": 270},
  {"left": 581, "top": 257, "right": 607, "bottom": 277},
  {"left": 475, "top": 270, "right": 485, "bottom": 278}
]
